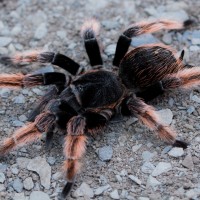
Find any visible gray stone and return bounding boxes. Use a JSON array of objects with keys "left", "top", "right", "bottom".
[
  {"left": 23, "top": 177, "right": 34, "bottom": 190},
  {"left": 11, "top": 167, "right": 19, "bottom": 175},
  {"left": 162, "top": 146, "right": 172, "bottom": 154},
  {"left": 182, "top": 154, "right": 194, "bottom": 169},
  {"left": 152, "top": 162, "right": 172, "bottom": 176},
  {"left": 94, "top": 184, "right": 110, "bottom": 195},
  {"left": 56, "top": 30, "right": 67, "bottom": 39},
  {"left": 156, "top": 109, "right": 173, "bottom": 125},
  {"left": 32, "top": 88, "right": 43, "bottom": 96},
  {"left": 0, "top": 172, "right": 5, "bottom": 183},
  {"left": 189, "top": 45, "right": 200, "bottom": 51},
  {"left": 191, "top": 38, "right": 200, "bottom": 45},
  {"left": 128, "top": 175, "right": 142, "bottom": 185},
  {"left": 102, "top": 20, "right": 119, "bottom": 30},
  {"left": 185, "top": 188, "right": 200, "bottom": 199},
  {"left": 110, "top": 189, "right": 120, "bottom": 199},
  {"left": 168, "top": 147, "right": 184, "bottom": 157},
  {"left": 47, "top": 157, "right": 56, "bottom": 165},
  {"left": 29, "top": 191, "right": 50, "bottom": 200},
  {"left": 73, "top": 182, "right": 94, "bottom": 198},
  {"left": 138, "top": 197, "right": 150, "bottom": 200},
  {"left": 27, "top": 157, "right": 51, "bottom": 189},
  {"left": 162, "top": 33, "right": 172, "bottom": 44},
  {"left": 98, "top": 146, "right": 113, "bottom": 161},
  {"left": 52, "top": 172, "right": 62, "bottom": 181},
  {"left": 0, "top": 37, "right": 12, "bottom": 47},
  {"left": 142, "top": 151, "right": 154, "bottom": 161},
  {"left": 147, "top": 175, "right": 161, "bottom": 188},
  {"left": 11, "top": 25, "right": 22, "bottom": 36},
  {"left": 33, "top": 66, "right": 54, "bottom": 74},
  {"left": 0, "top": 88, "right": 11, "bottom": 98},
  {"left": 0, "top": 184, "right": 5, "bottom": 191},
  {"left": 125, "top": 117, "right": 138, "bottom": 127},
  {"left": 131, "top": 34, "right": 159, "bottom": 47},
  {"left": 13, "top": 95, "right": 25, "bottom": 104},
  {"left": 34, "top": 23, "right": 48, "bottom": 40},
  {"left": 12, "top": 178, "right": 23, "bottom": 193},
  {"left": 104, "top": 44, "right": 116, "bottom": 56},
  {"left": 18, "top": 115, "right": 27, "bottom": 122},
  {"left": 187, "top": 106, "right": 195, "bottom": 114},
  {"left": 191, "top": 95, "right": 200, "bottom": 103},
  {"left": 12, "top": 120, "right": 24, "bottom": 127},
  {"left": 0, "top": 163, "right": 7, "bottom": 172},
  {"left": 16, "top": 157, "right": 30, "bottom": 169},
  {"left": 141, "top": 162, "right": 155, "bottom": 174},
  {"left": 132, "top": 144, "right": 142, "bottom": 153},
  {"left": 13, "top": 192, "right": 28, "bottom": 200}
]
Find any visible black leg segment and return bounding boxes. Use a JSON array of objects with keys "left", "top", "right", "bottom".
[{"left": 113, "top": 34, "right": 132, "bottom": 67}]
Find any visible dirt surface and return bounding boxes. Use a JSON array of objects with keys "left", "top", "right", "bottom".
[{"left": 0, "top": 0, "right": 200, "bottom": 199}]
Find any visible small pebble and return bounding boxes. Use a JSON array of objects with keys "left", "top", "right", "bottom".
[
  {"left": 110, "top": 189, "right": 120, "bottom": 199},
  {"left": 98, "top": 146, "right": 113, "bottom": 161},
  {"left": 152, "top": 162, "right": 172, "bottom": 176},
  {"left": 168, "top": 147, "right": 184, "bottom": 157}
]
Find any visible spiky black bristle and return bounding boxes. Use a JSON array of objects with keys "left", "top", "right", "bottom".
[
  {"left": 183, "top": 19, "right": 195, "bottom": 27},
  {"left": 173, "top": 140, "right": 188, "bottom": 149}
]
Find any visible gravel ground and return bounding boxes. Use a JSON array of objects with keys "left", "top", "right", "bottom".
[{"left": 0, "top": 0, "right": 200, "bottom": 199}]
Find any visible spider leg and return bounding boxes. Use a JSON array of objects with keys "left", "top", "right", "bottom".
[
  {"left": 61, "top": 109, "right": 113, "bottom": 199},
  {"left": 121, "top": 94, "right": 187, "bottom": 148},
  {"left": 81, "top": 18, "right": 103, "bottom": 66},
  {"left": 0, "top": 112, "right": 56, "bottom": 155},
  {"left": 0, "top": 51, "right": 81, "bottom": 75},
  {"left": 161, "top": 66, "right": 200, "bottom": 90},
  {"left": 113, "top": 19, "right": 193, "bottom": 67},
  {"left": 0, "top": 72, "right": 66, "bottom": 89}
]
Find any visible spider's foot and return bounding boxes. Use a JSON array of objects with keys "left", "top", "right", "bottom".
[
  {"left": 173, "top": 140, "right": 188, "bottom": 149},
  {"left": 59, "top": 182, "right": 73, "bottom": 200},
  {"left": 183, "top": 19, "right": 195, "bottom": 27}
]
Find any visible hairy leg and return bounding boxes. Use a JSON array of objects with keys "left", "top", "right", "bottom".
[
  {"left": 113, "top": 19, "right": 193, "bottom": 67},
  {"left": 81, "top": 18, "right": 103, "bottom": 66}
]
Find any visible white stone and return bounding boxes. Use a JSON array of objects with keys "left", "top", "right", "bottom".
[
  {"left": 0, "top": 172, "right": 5, "bottom": 183},
  {"left": 141, "top": 162, "right": 155, "bottom": 174},
  {"left": 191, "top": 95, "right": 200, "bottom": 103},
  {"left": 110, "top": 189, "right": 120, "bottom": 199},
  {"left": 147, "top": 175, "right": 161, "bottom": 188},
  {"left": 168, "top": 147, "right": 184, "bottom": 157},
  {"left": 27, "top": 157, "right": 51, "bottom": 189},
  {"left": 104, "top": 44, "right": 116, "bottom": 56},
  {"left": 128, "top": 175, "right": 142, "bottom": 185},
  {"left": 73, "top": 182, "right": 94, "bottom": 198},
  {"left": 0, "top": 37, "right": 12, "bottom": 47},
  {"left": 94, "top": 184, "right": 110, "bottom": 195},
  {"left": 156, "top": 109, "right": 173, "bottom": 125},
  {"left": 23, "top": 177, "right": 34, "bottom": 190},
  {"left": 152, "top": 162, "right": 172, "bottom": 176},
  {"left": 34, "top": 23, "right": 48, "bottom": 40},
  {"left": 16, "top": 157, "right": 30, "bottom": 169},
  {"left": 13, "top": 192, "right": 28, "bottom": 200},
  {"left": 29, "top": 191, "right": 50, "bottom": 200},
  {"left": 132, "top": 144, "right": 142, "bottom": 153}
]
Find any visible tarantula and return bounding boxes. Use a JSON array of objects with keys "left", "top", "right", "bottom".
[{"left": 0, "top": 18, "right": 197, "bottom": 199}]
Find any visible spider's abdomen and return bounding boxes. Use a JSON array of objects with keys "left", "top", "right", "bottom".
[
  {"left": 119, "top": 45, "right": 183, "bottom": 88},
  {"left": 71, "top": 71, "right": 124, "bottom": 108}
]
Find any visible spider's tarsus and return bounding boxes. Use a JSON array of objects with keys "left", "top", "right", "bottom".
[
  {"left": 183, "top": 19, "right": 195, "bottom": 27},
  {"left": 173, "top": 140, "right": 188, "bottom": 149},
  {"left": 60, "top": 182, "right": 73, "bottom": 199}
]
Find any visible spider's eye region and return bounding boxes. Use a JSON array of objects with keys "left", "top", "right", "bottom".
[{"left": 76, "top": 85, "right": 84, "bottom": 92}]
